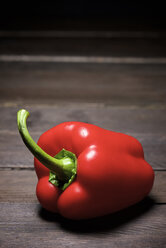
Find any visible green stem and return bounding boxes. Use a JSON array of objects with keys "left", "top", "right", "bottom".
[{"left": 17, "top": 109, "right": 76, "bottom": 184}]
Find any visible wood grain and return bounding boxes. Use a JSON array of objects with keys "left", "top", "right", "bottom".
[
  {"left": 0, "top": 170, "right": 37, "bottom": 203},
  {"left": 0, "top": 203, "right": 165, "bottom": 248},
  {"left": 1, "top": 105, "right": 166, "bottom": 134},
  {"left": 0, "top": 33, "right": 166, "bottom": 248},
  {"left": 0, "top": 62, "right": 166, "bottom": 105},
  {"left": 0, "top": 132, "right": 165, "bottom": 170},
  {"left": 0, "top": 104, "right": 165, "bottom": 169},
  {"left": 0, "top": 170, "right": 165, "bottom": 203}
]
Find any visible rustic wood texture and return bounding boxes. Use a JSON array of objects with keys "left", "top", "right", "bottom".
[
  {"left": 0, "top": 170, "right": 165, "bottom": 203},
  {"left": 0, "top": 32, "right": 166, "bottom": 247},
  {"left": 0, "top": 203, "right": 166, "bottom": 248},
  {"left": 0, "top": 105, "right": 165, "bottom": 169},
  {"left": 0, "top": 62, "right": 166, "bottom": 105},
  {"left": 0, "top": 132, "right": 165, "bottom": 170}
]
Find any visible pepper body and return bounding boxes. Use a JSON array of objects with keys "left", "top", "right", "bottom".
[{"left": 34, "top": 121, "right": 154, "bottom": 219}]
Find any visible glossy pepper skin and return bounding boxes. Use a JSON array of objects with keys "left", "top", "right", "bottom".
[{"left": 17, "top": 109, "right": 154, "bottom": 220}]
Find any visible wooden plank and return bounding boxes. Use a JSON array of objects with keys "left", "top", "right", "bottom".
[
  {"left": 0, "top": 62, "right": 166, "bottom": 106},
  {"left": 0, "top": 132, "right": 165, "bottom": 170},
  {"left": 0, "top": 30, "right": 165, "bottom": 248},
  {"left": 0, "top": 170, "right": 165, "bottom": 203},
  {"left": 0, "top": 202, "right": 165, "bottom": 248},
  {"left": 150, "top": 171, "right": 166, "bottom": 203},
  {"left": 0, "top": 37, "right": 166, "bottom": 57},
  {"left": 1, "top": 55, "right": 166, "bottom": 64},
  {"left": 0, "top": 105, "right": 165, "bottom": 169},
  {"left": 0, "top": 170, "right": 37, "bottom": 203},
  {"left": 0, "top": 105, "right": 166, "bottom": 134}
]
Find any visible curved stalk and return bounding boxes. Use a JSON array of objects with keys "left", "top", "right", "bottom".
[{"left": 17, "top": 109, "right": 76, "bottom": 184}]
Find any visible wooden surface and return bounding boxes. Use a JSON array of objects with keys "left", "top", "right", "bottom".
[{"left": 0, "top": 31, "right": 166, "bottom": 248}]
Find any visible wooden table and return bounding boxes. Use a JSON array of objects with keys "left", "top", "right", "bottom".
[{"left": 0, "top": 31, "right": 166, "bottom": 248}]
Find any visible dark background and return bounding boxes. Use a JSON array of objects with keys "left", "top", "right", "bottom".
[{"left": 0, "top": 1, "right": 166, "bottom": 31}]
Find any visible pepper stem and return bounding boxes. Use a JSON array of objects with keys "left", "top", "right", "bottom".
[{"left": 17, "top": 109, "right": 77, "bottom": 189}]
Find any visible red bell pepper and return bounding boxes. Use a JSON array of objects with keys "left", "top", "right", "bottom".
[{"left": 17, "top": 109, "right": 154, "bottom": 219}]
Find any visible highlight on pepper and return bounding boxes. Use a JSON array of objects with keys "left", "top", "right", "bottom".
[{"left": 17, "top": 109, "right": 154, "bottom": 220}]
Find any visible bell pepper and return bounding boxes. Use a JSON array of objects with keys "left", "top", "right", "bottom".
[{"left": 17, "top": 109, "right": 154, "bottom": 220}]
